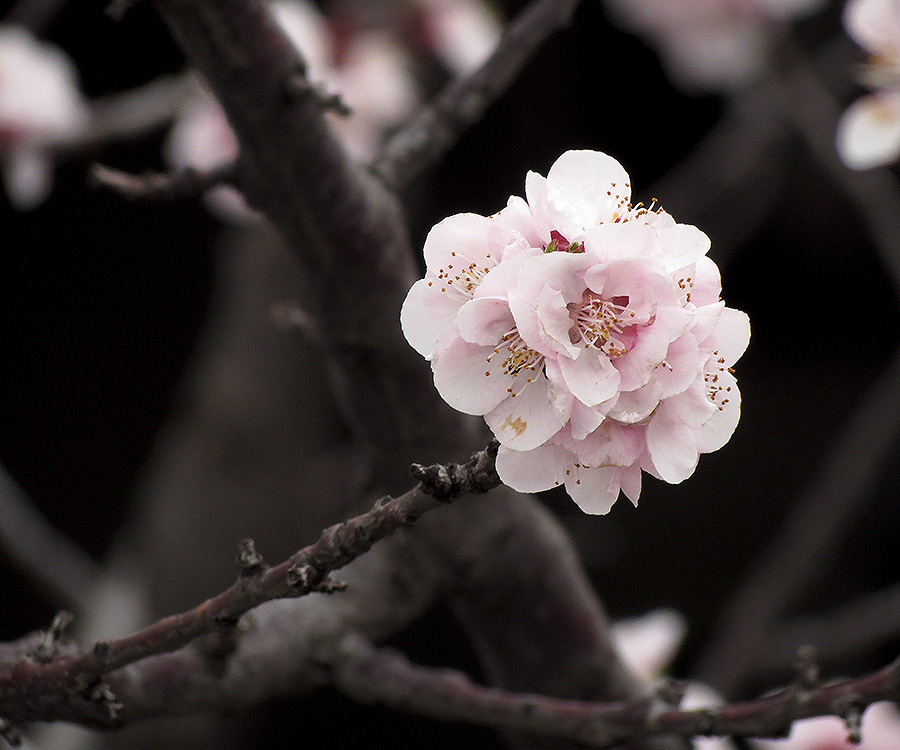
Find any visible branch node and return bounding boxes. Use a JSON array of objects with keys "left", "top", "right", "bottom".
[
  {"left": 411, "top": 440, "right": 502, "bottom": 502},
  {"left": 793, "top": 644, "right": 820, "bottom": 690},
  {"left": 286, "top": 562, "right": 319, "bottom": 590},
  {"left": 655, "top": 679, "right": 687, "bottom": 708},
  {"left": 833, "top": 694, "right": 864, "bottom": 745},
  {"left": 92, "top": 641, "right": 112, "bottom": 667},
  {"left": 86, "top": 681, "right": 124, "bottom": 722},
  {"left": 31, "top": 610, "right": 74, "bottom": 664},
  {"left": 236, "top": 538, "right": 266, "bottom": 576},
  {"left": 0, "top": 717, "right": 21, "bottom": 748},
  {"left": 283, "top": 73, "right": 352, "bottom": 117}
]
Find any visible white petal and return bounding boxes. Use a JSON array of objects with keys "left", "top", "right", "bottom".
[
  {"left": 646, "top": 404, "right": 699, "bottom": 483},
  {"left": 431, "top": 333, "right": 513, "bottom": 415},
  {"left": 709, "top": 307, "right": 751, "bottom": 367},
  {"left": 546, "top": 150, "right": 633, "bottom": 229},
  {"left": 495, "top": 443, "right": 569, "bottom": 492},
  {"left": 486, "top": 375, "right": 568, "bottom": 450},
  {"left": 401, "top": 278, "right": 466, "bottom": 357},
  {"left": 565, "top": 465, "right": 623, "bottom": 515},
  {"left": 695, "top": 373, "right": 741, "bottom": 454},
  {"left": 837, "top": 93, "right": 900, "bottom": 170},
  {"left": 612, "top": 609, "right": 687, "bottom": 681},
  {"left": 455, "top": 297, "right": 514, "bottom": 346},
  {"left": 653, "top": 223, "right": 711, "bottom": 272},
  {"left": 843, "top": 0, "right": 900, "bottom": 57},
  {"left": 558, "top": 350, "right": 621, "bottom": 407},
  {"left": 423, "top": 212, "right": 496, "bottom": 273}
]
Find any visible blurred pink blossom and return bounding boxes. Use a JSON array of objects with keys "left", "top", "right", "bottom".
[
  {"left": 754, "top": 702, "right": 900, "bottom": 749},
  {"left": 402, "top": 150, "right": 749, "bottom": 514},
  {"left": 605, "top": 0, "right": 823, "bottom": 91},
  {"left": 836, "top": 0, "right": 900, "bottom": 169},
  {"left": 0, "top": 25, "right": 87, "bottom": 209}
]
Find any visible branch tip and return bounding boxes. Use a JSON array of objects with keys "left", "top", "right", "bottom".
[
  {"left": 236, "top": 538, "right": 265, "bottom": 574},
  {"left": 31, "top": 610, "right": 73, "bottom": 664},
  {"left": 411, "top": 441, "right": 502, "bottom": 501}
]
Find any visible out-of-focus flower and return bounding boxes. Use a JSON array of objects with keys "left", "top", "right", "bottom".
[
  {"left": 401, "top": 150, "right": 749, "bottom": 514},
  {"left": 604, "top": 0, "right": 823, "bottom": 91},
  {"left": 415, "top": 0, "right": 502, "bottom": 76},
  {"left": 837, "top": 0, "right": 900, "bottom": 169},
  {"left": 165, "top": 0, "right": 418, "bottom": 219},
  {"left": 753, "top": 702, "right": 900, "bottom": 749},
  {"left": 612, "top": 609, "right": 735, "bottom": 750},
  {"left": 0, "top": 25, "right": 88, "bottom": 210}
]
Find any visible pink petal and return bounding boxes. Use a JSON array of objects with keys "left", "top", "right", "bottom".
[
  {"left": 455, "top": 297, "right": 514, "bottom": 346},
  {"left": 655, "top": 332, "right": 701, "bottom": 400},
  {"left": 653, "top": 223, "right": 711, "bottom": 272},
  {"left": 568, "top": 420, "right": 645, "bottom": 468},
  {"left": 646, "top": 404, "right": 700, "bottom": 483},
  {"left": 432, "top": 333, "right": 514, "bottom": 415},
  {"left": 401, "top": 277, "right": 468, "bottom": 357},
  {"left": 565, "top": 465, "right": 623, "bottom": 515},
  {"left": 708, "top": 307, "right": 751, "bottom": 367},
  {"left": 695, "top": 372, "right": 741, "bottom": 454},
  {"left": 568, "top": 398, "right": 609, "bottom": 440},
  {"left": 495, "top": 443, "right": 569, "bottom": 492},
  {"left": 608, "top": 381, "right": 663, "bottom": 423},
  {"left": 558, "top": 349, "right": 621, "bottom": 407},
  {"left": 581, "top": 222, "right": 658, "bottom": 265},
  {"left": 423, "top": 212, "right": 497, "bottom": 274},
  {"left": 619, "top": 463, "right": 642, "bottom": 506},
  {"left": 545, "top": 150, "right": 633, "bottom": 229},
  {"left": 486, "top": 374, "right": 569, "bottom": 450}
]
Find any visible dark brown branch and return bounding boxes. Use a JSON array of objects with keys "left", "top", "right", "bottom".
[
  {"left": 0, "top": 443, "right": 501, "bottom": 702},
  {"left": 0, "top": 464, "right": 102, "bottom": 611},
  {"left": 90, "top": 163, "right": 237, "bottom": 201},
  {"left": 371, "top": 0, "right": 584, "bottom": 189},
  {"left": 696, "top": 346, "right": 900, "bottom": 695},
  {"left": 335, "top": 635, "right": 900, "bottom": 746}
]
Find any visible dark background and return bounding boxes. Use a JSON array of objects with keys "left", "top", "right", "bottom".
[{"left": 2, "top": 0, "right": 899, "bottom": 745}]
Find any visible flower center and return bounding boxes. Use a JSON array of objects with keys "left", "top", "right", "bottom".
[
  {"left": 704, "top": 351, "right": 733, "bottom": 411},
  {"left": 431, "top": 251, "right": 493, "bottom": 300},
  {"left": 543, "top": 230, "right": 584, "bottom": 254},
  {"left": 569, "top": 293, "right": 636, "bottom": 358},
  {"left": 488, "top": 327, "right": 544, "bottom": 377}
]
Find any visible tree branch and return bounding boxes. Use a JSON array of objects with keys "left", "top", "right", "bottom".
[
  {"left": 371, "top": 0, "right": 585, "bottom": 190},
  {"left": 334, "top": 634, "right": 900, "bottom": 746},
  {"left": 0, "top": 443, "right": 501, "bottom": 703},
  {"left": 90, "top": 162, "right": 237, "bottom": 201}
]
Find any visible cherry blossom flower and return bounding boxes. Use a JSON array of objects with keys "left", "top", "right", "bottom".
[
  {"left": 0, "top": 25, "right": 88, "bottom": 210},
  {"left": 415, "top": 0, "right": 502, "bottom": 76},
  {"left": 402, "top": 150, "right": 749, "bottom": 513},
  {"left": 753, "top": 702, "right": 900, "bottom": 749},
  {"left": 604, "top": 0, "right": 823, "bottom": 91},
  {"left": 836, "top": 0, "right": 900, "bottom": 169}
]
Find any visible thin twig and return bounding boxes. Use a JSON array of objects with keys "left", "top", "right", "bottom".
[
  {"left": 334, "top": 634, "right": 900, "bottom": 746},
  {"left": 695, "top": 346, "right": 900, "bottom": 695},
  {"left": 90, "top": 162, "right": 237, "bottom": 201},
  {"left": 70, "top": 75, "right": 195, "bottom": 153},
  {"left": 0, "top": 464, "right": 102, "bottom": 612},
  {"left": 371, "top": 0, "right": 585, "bottom": 189},
  {"left": 0, "top": 442, "right": 501, "bottom": 702},
  {"left": 755, "top": 581, "right": 900, "bottom": 681}
]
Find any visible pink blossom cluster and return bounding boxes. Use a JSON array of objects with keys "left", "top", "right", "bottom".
[
  {"left": 402, "top": 150, "right": 750, "bottom": 514},
  {"left": 836, "top": 0, "right": 900, "bottom": 169}
]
